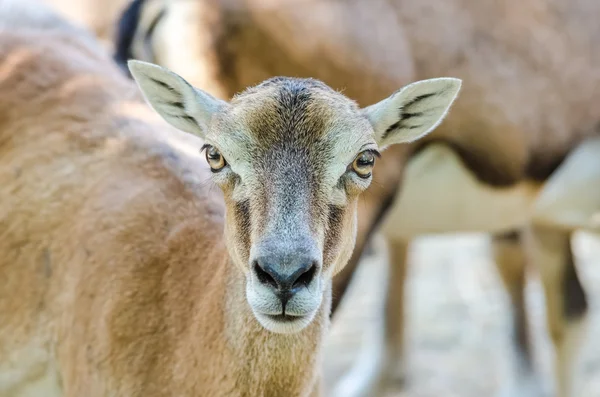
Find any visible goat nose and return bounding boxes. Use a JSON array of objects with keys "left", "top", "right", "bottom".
[{"left": 253, "top": 256, "right": 317, "bottom": 296}]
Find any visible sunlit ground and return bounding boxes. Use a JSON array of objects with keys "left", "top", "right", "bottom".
[{"left": 325, "top": 232, "right": 600, "bottom": 396}]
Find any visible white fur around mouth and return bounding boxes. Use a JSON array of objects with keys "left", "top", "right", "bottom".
[{"left": 254, "top": 311, "right": 316, "bottom": 334}]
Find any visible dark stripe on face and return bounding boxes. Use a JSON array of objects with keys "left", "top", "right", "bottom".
[
  {"left": 323, "top": 205, "right": 345, "bottom": 265},
  {"left": 234, "top": 199, "right": 252, "bottom": 261}
]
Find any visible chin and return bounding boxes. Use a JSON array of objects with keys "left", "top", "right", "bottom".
[{"left": 252, "top": 310, "right": 318, "bottom": 334}]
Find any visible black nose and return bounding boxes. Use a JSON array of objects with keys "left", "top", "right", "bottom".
[{"left": 253, "top": 256, "right": 318, "bottom": 299}]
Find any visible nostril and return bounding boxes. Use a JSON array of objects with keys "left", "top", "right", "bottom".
[
  {"left": 253, "top": 261, "right": 278, "bottom": 288},
  {"left": 253, "top": 255, "right": 319, "bottom": 292},
  {"left": 292, "top": 262, "right": 317, "bottom": 289}
]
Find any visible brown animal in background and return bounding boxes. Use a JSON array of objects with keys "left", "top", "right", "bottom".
[
  {"left": 114, "top": 0, "right": 600, "bottom": 396},
  {"left": 40, "top": 0, "right": 130, "bottom": 47},
  {"left": 0, "top": 1, "right": 461, "bottom": 396}
]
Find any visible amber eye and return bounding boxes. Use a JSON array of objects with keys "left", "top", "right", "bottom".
[
  {"left": 203, "top": 145, "right": 227, "bottom": 172},
  {"left": 351, "top": 151, "right": 376, "bottom": 179}
]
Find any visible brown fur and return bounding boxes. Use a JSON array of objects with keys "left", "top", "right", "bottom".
[
  {"left": 204, "top": 76, "right": 373, "bottom": 280},
  {"left": 0, "top": 4, "right": 329, "bottom": 396},
  {"left": 125, "top": 0, "right": 600, "bottom": 174},
  {"left": 40, "top": 0, "right": 130, "bottom": 47},
  {"left": 117, "top": 0, "right": 600, "bottom": 395},
  {"left": 117, "top": 0, "right": 600, "bottom": 307}
]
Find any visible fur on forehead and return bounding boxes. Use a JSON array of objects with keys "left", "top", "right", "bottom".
[
  {"left": 208, "top": 77, "right": 374, "bottom": 156},
  {"left": 231, "top": 77, "right": 353, "bottom": 108}
]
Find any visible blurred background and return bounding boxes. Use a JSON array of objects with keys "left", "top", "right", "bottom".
[{"left": 38, "top": 0, "right": 600, "bottom": 396}]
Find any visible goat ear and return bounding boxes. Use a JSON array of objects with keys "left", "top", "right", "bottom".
[
  {"left": 362, "top": 78, "right": 461, "bottom": 149},
  {"left": 128, "top": 60, "right": 227, "bottom": 137}
]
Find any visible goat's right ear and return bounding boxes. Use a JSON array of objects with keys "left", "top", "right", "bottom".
[{"left": 128, "top": 60, "right": 227, "bottom": 137}]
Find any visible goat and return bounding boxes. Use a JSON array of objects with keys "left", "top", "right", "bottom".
[
  {"left": 0, "top": 1, "right": 461, "bottom": 396},
  {"left": 113, "top": 0, "right": 600, "bottom": 396}
]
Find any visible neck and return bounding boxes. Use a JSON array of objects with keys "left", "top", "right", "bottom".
[
  {"left": 182, "top": 256, "right": 328, "bottom": 396},
  {"left": 228, "top": 264, "right": 329, "bottom": 395}
]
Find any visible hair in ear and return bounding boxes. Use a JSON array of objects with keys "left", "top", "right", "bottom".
[
  {"left": 362, "top": 77, "right": 462, "bottom": 148},
  {"left": 128, "top": 60, "right": 227, "bottom": 137}
]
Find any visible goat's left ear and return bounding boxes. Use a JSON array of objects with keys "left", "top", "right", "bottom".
[
  {"left": 362, "top": 78, "right": 461, "bottom": 149},
  {"left": 128, "top": 60, "right": 228, "bottom": 137}
]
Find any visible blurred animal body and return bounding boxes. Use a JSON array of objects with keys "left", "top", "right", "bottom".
[
  {"left": 114, "top": 0, "right": 600, "bottom": 396},
  {"left": 39, "top": 0, "right": 130, "bottom": 47},
  {"left": 0, "top": 1, "right": 461, "bottom": 396}
]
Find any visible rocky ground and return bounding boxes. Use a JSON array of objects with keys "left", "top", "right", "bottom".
[{"left": 323, "top": 232, "right": 600, "bottom": 397}]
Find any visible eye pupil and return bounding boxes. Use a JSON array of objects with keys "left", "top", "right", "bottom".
[
  {"left": 204, "top": 145, "right": 227, "bottom": 172},
  {"left": 357, "top": 154, "right": 374, "bottom": 166},
  {"left": 208, "top": 149, "right": 220, "bottom": 160},
  {"left": 351, "top": 150, "right": 376, "bottom": 179}
]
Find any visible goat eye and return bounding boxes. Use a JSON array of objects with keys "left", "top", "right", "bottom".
[
  {"left": 351, "top": 151, "right": 375, "bottom": 179},
  {"left": 204, "top": 145, "right": 227, "bottom": 172}
]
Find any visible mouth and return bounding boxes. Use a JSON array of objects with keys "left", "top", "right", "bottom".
[
  {"left": 246, "top": 280, "right": 323, "bottom": 334},
  {"left": 264, "top": 313, "right": 307, "bottom": 323},
  {"left": 253, "top": 310, "right": 316, "bottom": 334}
]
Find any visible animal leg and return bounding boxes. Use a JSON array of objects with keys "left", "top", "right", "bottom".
[
  {"left": 524, "top": 137, "right": 600, "bottom": 396},
  {"left": 527, "top": 224, "right": 588, "bottom": 397},
  {"left": 492, "top": 230, "right": 543, "bottom": 397},
  {"left": 381, "top": 238, "right": 409, "bottom": 386},
  {"left": 329, "top": 238, "right": 409, "bottom": 397}
]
